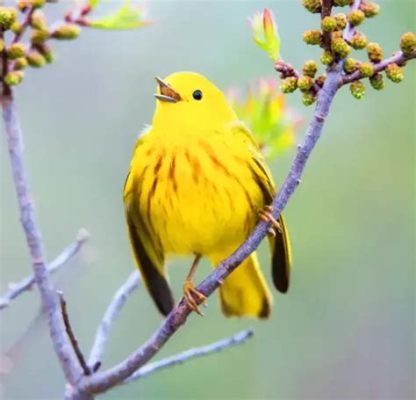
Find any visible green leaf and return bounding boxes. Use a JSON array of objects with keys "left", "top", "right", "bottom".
[
  {"left": 249, "top": 9, "right": 280, "bottom": 61},
  {"left": 227, "top": 79, "right": 301, "bottom": 159},
  {"left": 88, "top": 0, "right": 149, "bottom": 30},
  {"left": 88, "top": 0, "right": 101, "bottom": 9}
]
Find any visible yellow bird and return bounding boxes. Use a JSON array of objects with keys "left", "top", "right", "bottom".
[{"left": 123, "top": 72, "right": 291, "bottom": 318}]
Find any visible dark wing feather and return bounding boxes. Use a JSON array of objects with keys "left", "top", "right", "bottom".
[
  {"left": 124, "top": 172, "right": 174, "bottom": 316},
  {"left": 241, "top": 127, "right": 292, "bottom": 294}
]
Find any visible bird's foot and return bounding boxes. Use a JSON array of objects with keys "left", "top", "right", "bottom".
[
  {"left": 259, "top": 205, "right": 282, "bottom": 236},
  {"left": 183, "top": 280, "right": 207, "bottom": 316}
]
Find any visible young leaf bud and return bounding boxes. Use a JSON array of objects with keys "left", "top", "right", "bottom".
[
  {"left": 303, "top": 30, "right": 322, "bottom": 45},
  {"left": 302, "top": 0, "right": 321, "bottom": 13},
  {"left": 350, "top": 81, "right": 365, "bottom": 99},
  {"left": 400, "top": 32, "right": 416, "bottom": 56},
  {"left": 14, "top": 57, "right": 29, "bottom": 70},
  {"left": 366, "top": 42, "right": 383, "bottom": 62},
  {"left": 320, "top": 51, "right": 334, "bottom": 65},
  {"left": 331, "top": 30, "right": 343, "bottom": 41},
  {"left": 51, "top": 24, "right": 81, "bottom": 40},
  {"left": 31, "top": 10, "right": 47, "bottom": 30},
  {"left": 32, "top": 0, "right": 46, "bottom": 8},
  {"left": 297, "top": 75, "right": 314, "bottom": 92},
  {"left": 11, "top": 22, "right": 22, "bottom": 34},
  {"left": 280, "top": 77, "right": 298, "bottom": 93},
  {"left": 7, "top": 43, "right": 26, "bottom": 60},
  {"left": 17, "top": 0, "right": 30, "bottom": 10},
  {"left": 31, "top": 29, "right": 49, "bottom": 44},
  {"left": 302, "top": 92, "right": 316, "bottom": 106},
  {"left": 385, "top": 63, "right": 403, "bottom": 83},
  {"left": 347, "top": 10, "right": 365, "bottom": 26},
  {"left": 369, "top": 73, "right": 384, "bottom": 90},
  {"left": 20, "top": 0, "right": 45, "bottom": 9},
  {"left": 302, "top": 60, "right": 318, "bottom": 77},
  {"left": 315, "top": 75, "right": 326, "bottom": 87},
  {"left": 26, "top": 50, "right": 46, "bottom": 68},
  {"left": 38, "top": 44, "right": 54, "bottom": 63},
  {"left": 343, "top": 58, "right": 358, "bottom": 73},
  {"left": 359, "top": 62, "right": 374, "bottom": 77},
  {"left": 4, "top": 70, "right": 24, "bottom": 86},
  {"left": 333, "top": 0, "right": 351, "bottom": 6},
  {"left": 0, "top": 7, "right": 17, "bottom": 30},
  {"left": 321, "top": 16, "right": 337, "bottom": 32},
  {"left": 334, "top": 13, "right": 347, "bottom": 30},
  {"left": 350, "top": 32, "right": 368, "bottom": 49},
  {"left": 360, "top": 2, "right": 380, "bottom": 18},
  {"left": 331, "top": 37, "right": 351, "bottom": 58}
]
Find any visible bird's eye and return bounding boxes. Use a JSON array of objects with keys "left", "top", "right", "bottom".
[{"left": 192, "top": 90, "right": 203, "bottom": 101}]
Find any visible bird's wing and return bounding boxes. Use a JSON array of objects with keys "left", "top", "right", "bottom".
[
  {"left": 231, "top": 121, "right": 292, "bottom": 293},
  {"left": 123, "top": 155, "right": 175, "bottom": 316}
]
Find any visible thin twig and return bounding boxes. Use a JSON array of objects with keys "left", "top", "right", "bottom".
[
  {"left": 13, "top": 6, "right": 36, "bottom": 44},
  {"left": 88, "top": 271, "right": 140, "bottom": 370},
  {"left": 59, "top": 292, "right": 91, "bottom": 376},
  {"left": 123, "top": 329, "right": 254, "bottom": 384},
  {"left": 1, "top": 94, "right": 83, "bottom": 385},
  {"left": 274, "top": 60, "right": 321, "bottom": 93},
  {"left": 0, "top": 229, "right": 89, "bottom": 311},
  {"left": 341, "top": 50, "right": 416, "bottom": 85},
  {"left": 344, "top": 0, "right": 361, "bottom": 42}
]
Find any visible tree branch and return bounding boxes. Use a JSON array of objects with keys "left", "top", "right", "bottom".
[
  {"left": 1, "top": 94, "right": 84, "bottom": 385},
  {"left": 344, "top": 0, "right": 361, "bottom": 42},
  {"left": 0, "top": 229, "right": 89, "bottom": 311},
  {"left": 341, "top": 50, "right": 416, "bottom": 85},
  {"left": 76, "top": 21, "right": 345, "bottom": 399},
  {"left": 88, "top": 271, "right": 140, "bottom": 370},
  {"left": 59, "top": 292, "right": 91, "bottom": 376},
  {"left": 123, "top": 329, "right": 254, "bottom": 384},
  {"left": 320, "top": 0, "right": 333, "bottom": 51}
]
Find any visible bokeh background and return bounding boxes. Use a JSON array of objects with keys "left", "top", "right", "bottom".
[{"left": 1, "top": 1, "right": 415, "bottom": 399}]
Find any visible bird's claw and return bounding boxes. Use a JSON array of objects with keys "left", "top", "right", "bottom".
[
  {"left": 183, "top": 280, "right": 207, "bottom": 316},
  {"left": 259, "top": 205, "right": 282, "bottom": 235}
]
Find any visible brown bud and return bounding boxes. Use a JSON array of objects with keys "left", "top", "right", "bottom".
[
  {"left": 347, "top": 10, "right": 365, "bottom": 26},
  {"left": 350, "top": 32, "right": 368, "bottom": 49},
  {"left": 334, "top": 13, "right": 347, "bottom": 30},
  {"left": 302, "top": 0, "right": 321, "bottom": 13},
  {"left": 400, "top": 32, "right": 416, "bottom": 56},
  {"left": 366, "top": 42, "right": 383, "bottom": 63},
  {"left": 7, "top": 43, "right": 26, "bottom": 60},
  {"left": 302, "top": 60, "right": 318, "bottom": 78}
]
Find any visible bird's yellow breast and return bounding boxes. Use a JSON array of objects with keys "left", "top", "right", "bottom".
[{"left": 126, "top": 128, "right": 264, "bottom": 257}]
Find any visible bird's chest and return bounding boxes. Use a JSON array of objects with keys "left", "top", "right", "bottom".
[{"left": 136, "top": 142, "right": 263, "bottom": 256}]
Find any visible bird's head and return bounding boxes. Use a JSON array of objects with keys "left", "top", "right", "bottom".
[{"left": 152, "top": 72, "right": 237, "bottom": 134}]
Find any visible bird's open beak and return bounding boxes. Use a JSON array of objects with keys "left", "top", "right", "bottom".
[{"left": 154, "top": 77, "right": 182, "bottom": 103}]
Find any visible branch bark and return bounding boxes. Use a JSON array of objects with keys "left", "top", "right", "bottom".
[
  {"left": 0, "top": 229, "right": 89, "bottom": 310},
  {"left": 123, "top": 329, "right": 254, "bottom": 384},
  {"left": 341, "top": 50, "right": 416, "bottom": 85},
  {"left": 77, "top": 26, "right": 345, "bottom": 399},
  {"left": 1, "top": 94, "right": 83, "bottom": 385},
  {"left": 88, "top": 271, "right": 140, "bottom": 370}
]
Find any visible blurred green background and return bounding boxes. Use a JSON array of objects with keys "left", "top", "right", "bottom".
[{"left": 1, "top": 1, "right": 415, "bottom": 399}]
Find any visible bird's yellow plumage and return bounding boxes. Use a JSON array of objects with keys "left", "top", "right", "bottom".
[{"left": 123, "top": 72, "right": 291, "bottom": 318}]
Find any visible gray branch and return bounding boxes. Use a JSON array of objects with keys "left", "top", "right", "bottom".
[
  {"left": 76, "top": 4, "right": 359, "bottom": 395},
  {"left": 341, "top": 50, "right": 416, "bottom": 85},
  {"left": 0, "top": 229, "right": 89, "bottom": 311},
  {"left": 124, "top": 329, "right": 254, "bottom": 384},
  {"left": 1, "top": 95, "right": 84, "bottom": 385},
  {"left": 88, "top": 271, "right": 141, "bottom": 369}
]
